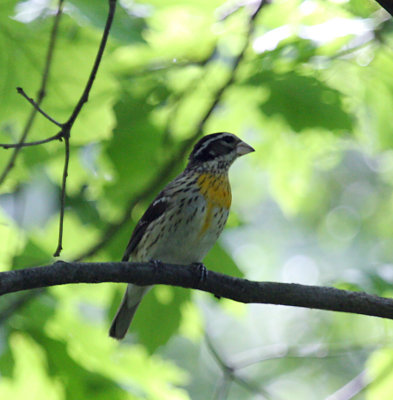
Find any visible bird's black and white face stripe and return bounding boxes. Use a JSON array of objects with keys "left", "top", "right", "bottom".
[{"left": 188, "top": 132, "right": 254, "bottom": 165}]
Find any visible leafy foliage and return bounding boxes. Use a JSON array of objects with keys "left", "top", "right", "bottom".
[{"left": 1, "top": 0, "right": 393, "bottom": 399}]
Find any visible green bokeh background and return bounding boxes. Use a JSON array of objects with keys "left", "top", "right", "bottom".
[{"left": 1, "top": 0, "right": 393, "bottom": 398}]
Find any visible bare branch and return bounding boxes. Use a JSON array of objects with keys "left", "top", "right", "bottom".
[
  {"left": 206, "top": 334, "right": 236, "bottom": 400},
  {"left": 232, "top": 342, "right": 383, "bottom": 370},
  {"left": 206, "top": 333, "right": 277, "bottom": 400},
  {"left": 50, "top": 0, "right": 117, "bottom": 256},
  {"left": 0, "top": 0, "right": 64, "bottom": 185},
  {"left": 326, "top": 370, "right": 370, "bottom": 400},
  {"left": 65, "top": 0, "right": 117, "bottom": 128},
  {"left": 0, "top": 132, "right": 63, "bottom": 149},
  {"left": 16, "top": 87, "right": 63, "bottom": 127},
  {"left": 1, "top": 1, "right": 117, "bottom": 256},
  {"left": 374, "top": 0, "right": 393, "bottom": 16},
  {"left": 53, "top": 135, "right": 70, "bottom": 257},
  {"left": 1, "top": 261, "right": 393, "bottom": 322}
]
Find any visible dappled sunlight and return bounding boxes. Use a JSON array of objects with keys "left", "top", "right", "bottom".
[{"left": 1, "top": 0, "right": 393, "bottom": 399}]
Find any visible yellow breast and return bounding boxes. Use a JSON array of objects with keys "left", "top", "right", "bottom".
[
  {"left": 197, "top": 173, "right": 232, "bottom": 209},
  {"left": 197, "top": 173, "right": 231, "bottom": 237}
]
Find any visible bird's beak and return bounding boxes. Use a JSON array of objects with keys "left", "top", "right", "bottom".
[{"left": 236, "top": 140, "right": 255, "bottom": 156}]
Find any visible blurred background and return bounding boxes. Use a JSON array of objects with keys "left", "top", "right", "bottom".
[{"left": 1, "top": 0, "right": 393, "bottom": 398}]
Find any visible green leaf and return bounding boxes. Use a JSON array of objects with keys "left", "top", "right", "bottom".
[
  {"left": 11, "top": 239, "right": 51, "bottom": 270},
  {"left": 204, "top": 242, "right": 243, "bottom": 278},
  {"left": 0, "top": 2, "right": 51, "bottom": 129},
  {"left": 367, "top": 348, "right": 393, "bottom": 400},
  {"left": 248, "top": 71, "right": 353, "bottom": 132},
  {"left": 0, "top": 10, "right": 119, "bottom": 140},
  {"left": 103, "top": 88, "right": 169, "bottom": 205},
  {"left": 68, "top": 0, "right": 146, "bottom": 44},
  {"left": 0, "top": 334, "right": 63, "bottom": 399},
  {"left": 0, "top": 346, "right": 14, "bottom": 378},
  {"left": 13, "top": 292, "right": 57, "bottom": 332},
  {"left": 345, "top": 0, "right": 380, "bottom": 17},
  {"left": 132, "top": 286, "right": 190, "bottom": 352},
  {"left": 32, "top": 333, "right": 128, "bottom": 400}
]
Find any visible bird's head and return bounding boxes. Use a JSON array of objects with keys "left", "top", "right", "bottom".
[{"left": 187, "top": 132, "right": 255, "bottom": 171}]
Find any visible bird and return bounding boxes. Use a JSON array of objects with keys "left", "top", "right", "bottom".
[{"left": 109, "top": 132, "right": 255, "bottom": 339}]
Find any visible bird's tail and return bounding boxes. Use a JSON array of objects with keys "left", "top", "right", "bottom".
[{"left": 109, "top": 284, "right": 149, "bottom": 340}]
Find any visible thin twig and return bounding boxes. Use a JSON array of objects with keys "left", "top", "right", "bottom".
[
  {"left": 75, "top": 0, "right": 267, "bottom": 261},
  {"left": 206, "top": 334, "right": 235, "bottom": 400},
  {"left": 206, "top": 333, "right": 271, "bottom": 400},
  {"left": 325, "top": 370, "right": 370, "bottom": 400},
  {"left": 326, "top": 357, "right": 393, "bottom": 400},
  {"left": 234, "top": 376, "right": 271, "bottom": 400},
  {"left": 206, "top": 333, "right": 234, "bottom": 373},
  {"left": 16, "top": 87, "right": 63, "bottom": 127},
  {"left": 193, "top": 0, "right": 265, "bottom": 134},
  {"left": 1, "top": 1, "right": 116, "bottom": 256},
  {"left": 53, "top": 135, "right": 70, "bottom": 256},
  {"left": 214, "top": 375, "right": 232, "bottom": 400},
  {"left": 232, "top": 342, "right": 385, "bottom": 370},
  {"left": 53, "top": 0, "right": 117, "bottom": 256},
  {"left": 65, "top": 0, "right": 117, "bottom": 128},
  {"left": 0, "top": 0, "right": 64, "bottom": 186},
  {"left": 0, "top": 132, "right": 63, "bottom": 149}
]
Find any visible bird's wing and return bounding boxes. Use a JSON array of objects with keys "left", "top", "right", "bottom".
[{"left": 122, "top": 192, "right": 168, "bottom": 261}]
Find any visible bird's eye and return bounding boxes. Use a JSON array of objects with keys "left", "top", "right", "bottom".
[{"left": 222, "top": 136, "right": 236, "bottom": 144}]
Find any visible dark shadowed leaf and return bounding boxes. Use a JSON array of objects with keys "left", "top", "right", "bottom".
[
  {"left": 132, "top": 286, "right": 190, "bottom": 352},
  {"left": 248, "top": 71, "right": 353, "bottom": 132}
]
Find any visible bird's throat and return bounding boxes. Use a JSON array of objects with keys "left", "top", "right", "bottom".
[{"left": 196, "top": 173, "right": 232, "bottom": 209}]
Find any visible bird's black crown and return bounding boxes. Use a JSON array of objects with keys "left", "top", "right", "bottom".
[{"left": 188, "top": 132, "right": 240, "bottom": 163}]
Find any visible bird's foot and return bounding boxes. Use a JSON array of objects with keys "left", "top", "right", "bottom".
[
  {"left": 191, "top": 262, "right": 208, "bottom": 287},
  {"left": 149, "top": 259, "right": 164, "bottom": 273}
]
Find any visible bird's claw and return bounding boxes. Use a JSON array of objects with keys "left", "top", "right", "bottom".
[
  {"left": 149, "top": 259, "right": 164, "bottom": 273},
  {"left": 191, "top": 262, "right": 208, "bottom": 287}
]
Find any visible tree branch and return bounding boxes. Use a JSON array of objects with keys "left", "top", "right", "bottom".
[
  {"left": 1, "top": 261, "right": 393, "bottom": 321},
  {"left": 65, "top": 0, "right": 117, "bottom": 128},
  {"left": 16, "top": 87, "right": 63, "bottom": 127},
  {"left": 374, "top": 0, "right": 393, "bottom": 16},
  {"left": 53, "top": 135, "right": 70, "bottom": 257},
  {"left": 206, "top": 333, "right": 272, "bottom": 400},
  {"left": 0, "top": 0, "right": 64, "bottom": 185},
  {"left": 326, "top": 370, "right": 370, "bottom": 400},
  {"left": 0, "top": 131, "right": 63, "bottom": 149},
  {"left": 52, "top": 0, "right": 116, "bottom": 256},
  {"left": 1, "top": 1, "right": 117, "bottom": 257}
]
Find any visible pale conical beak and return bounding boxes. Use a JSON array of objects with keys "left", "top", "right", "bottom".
[{"left": 236, "top": 140, "right": 255, "bottom": 156}]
